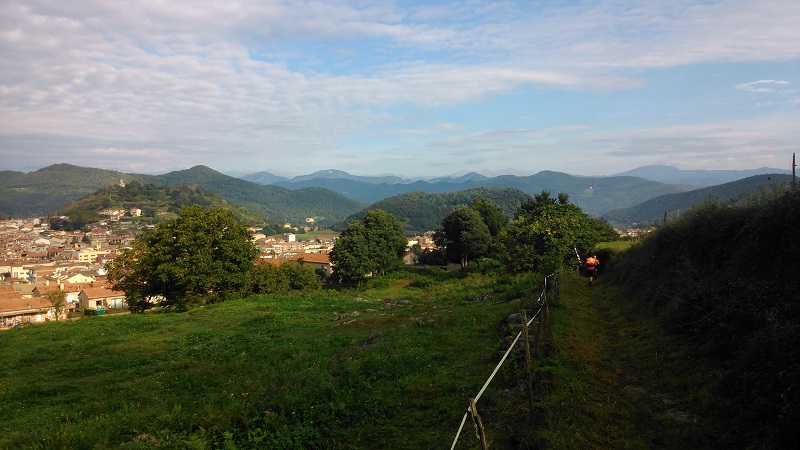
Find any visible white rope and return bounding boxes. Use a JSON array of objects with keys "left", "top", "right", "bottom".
[
  {"left": 450, "top": 269, "right": 558, "bottom": 448},
  {"left": 449, "top": 411, "right": 470, "bottom": 450},
  {"left": 475, "top": 306, "right": 541, "bottom": 402}
]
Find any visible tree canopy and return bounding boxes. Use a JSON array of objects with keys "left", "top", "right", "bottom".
[
  {"left": 435, "top": 206, "right": 492, "bottom": 268},
  {"left": 106, "top": 205, "right": 258, "bottom": 310},
  {"left": 497, "top": 191, "right": 617, "bottom": 274},
  {"left": 471, "top": 196, "right": 506, "bottom": 237},
  {"left": 330, "top": 209, "right": 407, "bottom": 285}
]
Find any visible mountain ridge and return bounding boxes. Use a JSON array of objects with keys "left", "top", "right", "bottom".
[
  {"left": 602, "top": 173, "right": 793, "bottom": 227},
  {"left": 2, "top": 163, "right": 791, "bottom": 227},
  {"left": 612, "top": 165, "right": 790, "bottom": 187},
  {"left": 0, "top": 164, "right": 365, "bottom": 224}
]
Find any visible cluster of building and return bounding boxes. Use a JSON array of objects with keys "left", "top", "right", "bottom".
[{"left": 0, "top": 215, "right": 438, "bottom": 330}]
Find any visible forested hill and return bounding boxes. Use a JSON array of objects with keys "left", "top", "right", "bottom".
[
  {"left": 0, "top": 164, "right": 365, "bottom": 225},
  {"left": 141, "top": 165, "right": 366, "bottom": 225},
  {"left": 337, "top": 187, "right": 533, "bottom": 234},
  {"left": 0, "top": 164, "right": 138, "bottom": 218},
  {"left": 602, "top": 173, "right": 792, "bottom": 227},
  {"left": 58, "top": 182, "right": 275, "bottom": 227}
]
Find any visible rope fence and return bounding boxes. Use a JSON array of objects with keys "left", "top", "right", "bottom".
[{"left": 450, "top": 270, "right": 559, "bottom": 450}]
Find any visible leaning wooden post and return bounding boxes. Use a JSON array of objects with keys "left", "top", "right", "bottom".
[
  {"left": 535, "top": 287, "right": 544, "bottom": 356},
  {"left": 470, "top": 398, "right": 489, "bottom": 450},
  {"left": 522, "top": 309, "right": 535, "bottom": 412},
  {"left": 542, "top": 278, "right": 548, "bottom": 323}
]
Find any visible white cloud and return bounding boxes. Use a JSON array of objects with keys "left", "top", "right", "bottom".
[
  {"left": 1, "top": 1, "right": 799, "bottom": 175},
  {"left": 736, "top": 80, "right": 791, "bottom": 93}
]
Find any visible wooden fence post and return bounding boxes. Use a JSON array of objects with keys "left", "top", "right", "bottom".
[
  {"left": 535, "top": 306, "right": 543, "bottom": 356},
  {"left": 522, "top": 309, "right": 535, "bottom": 412},
  {"left": 470, "top": 398, "right": 489, "bottom": 450}
]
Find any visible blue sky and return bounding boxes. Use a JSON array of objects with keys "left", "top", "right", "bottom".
[{"left": 1, "top": 0, "right": 798, "bottom": 177}]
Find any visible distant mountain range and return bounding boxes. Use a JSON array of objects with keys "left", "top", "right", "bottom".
[
  {"left": 0, "top": 164, "right": 365, "bottom": 225},
  {"left": 612, "top": 165, "right": 790, "bottom": 188},
  {"left": 245, "top": 169, "right": 689, "bottom": 217},
  {"left": 1, "top": 163, "right": 792, "bottom": 230}
]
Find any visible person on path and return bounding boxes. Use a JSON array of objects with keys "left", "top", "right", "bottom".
[{"left": 585, "top": 255, "right": 599, "bottom": 285}]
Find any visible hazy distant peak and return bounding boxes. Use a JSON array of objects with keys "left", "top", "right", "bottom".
[
  {"left": 290, "top": 169, "right": 410, "bottom": 185},
  {"left": 613, "top": 165, "right": 790, "bottom": 187},
  {"left": 241, "top": 171, "right": 290, "bottom": 185},
  {"left": 293, "top": 169, "right": 352, "bottom": 181}
]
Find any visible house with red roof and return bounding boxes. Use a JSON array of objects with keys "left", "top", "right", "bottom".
[
  {"left": 0, "top": 291, "right": 64, "bottom": 327},
  {"left": 79, "top": 286, "right": 127, "bottom": 310}
]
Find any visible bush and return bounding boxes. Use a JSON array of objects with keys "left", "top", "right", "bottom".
[{"left": 605, "top": 189, "right": 800, "bottom": 447}]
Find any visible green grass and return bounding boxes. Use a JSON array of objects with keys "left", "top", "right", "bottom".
[
  {"left": 275, "top": 229, "right": 339, "bottom": 241},
  {"left": 0, "top": 266, "right": 732, "bottom": 449},
  {"left": 593, "top": 240, "right": 635, "bottom": 253},
  {"left": 522, "top": 270, "right": 714, "bottom": 449},
  {"left": 0, "top": 269, "right": 544, "bottom": 449}
]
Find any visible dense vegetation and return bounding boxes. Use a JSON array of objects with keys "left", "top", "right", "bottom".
[
  {"left": 495, "top": 191, "right": 618, "bottom": 274},
  {"left": 105, "top": 206, "right": 319, "bottom": 311},
  {"left": 329, "top": 210, "right": 408, "bottom": 285},
  {"left": 435, "top": 205, "right": 492, "bottom": 268},
  {"left": 604, "top": 187, "right": 800, "bottom": 447},
  {"left": 340, "top": 187, "right": 532, "bottom": 234}
]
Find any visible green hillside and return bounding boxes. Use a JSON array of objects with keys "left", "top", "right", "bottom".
[
  {"left": 338, "top": 187, "right": 533, "bottom": 234},
  {"left": 602, "top": 173, "right": 792, "bottom": 227},
  {"left": 0, "top": 270, "right": 544, "bottom": 449},
  {"left": 0, "top": 164, "right": 365, "bottom": 225},
  {"left": 143, "top": 165, "right": 365, "bottom": 225},
  {"left": 58, "top": 182, "right": 274, "bottom": 226},
  {"left": 0, "top": 164, "right": 138, "bottom": 217},
  {"left": 484, "top": 171, "right": 690, "bottom": 216},
  {"left": 2, "top": 189, "right": 797, "bottom": 448}
]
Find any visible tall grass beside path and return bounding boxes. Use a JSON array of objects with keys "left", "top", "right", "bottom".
[{"left": 527, "top": 270, "right": 713, "bottom": 448}]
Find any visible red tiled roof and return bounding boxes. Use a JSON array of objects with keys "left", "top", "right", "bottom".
[
  {"left": 80, "top": 286, "right": 125, "bottom": 300},
  {"left": 0, "top": 294, "right": 50, "bottom": 314}
]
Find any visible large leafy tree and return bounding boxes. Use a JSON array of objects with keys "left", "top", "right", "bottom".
[
  {"left": 106, "top": 205, "right": 258, "bottom": 310},
  {"left": 435, "top": 206, "right": 492, "bottom": 268},
  {"left": 330, "top": 221, "right": 375, "bottom": 286},
  {"left": 471, "top": 196, "right": 506, "bottom": 236},
  {"left": 497, "top": 191, "right": 617, "bottom": 274},
  {"left": 362, "top": 209, "right": 408, "bottom": 275},
  {"left": 330, "top": 209, "right": 407, "bottom": 285}
]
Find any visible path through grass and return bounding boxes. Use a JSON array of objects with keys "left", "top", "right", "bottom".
[{"left": 530, "top": 270, "right": 715, "bottom": 448}]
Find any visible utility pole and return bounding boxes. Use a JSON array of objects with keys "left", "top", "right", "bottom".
[{"left": 793, "top": 152, "right": 796, "bottom": 190}]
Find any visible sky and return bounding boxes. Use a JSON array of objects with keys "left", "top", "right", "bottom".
[{"left": 1, "top": 0, "right": 799, "bottom": 178}]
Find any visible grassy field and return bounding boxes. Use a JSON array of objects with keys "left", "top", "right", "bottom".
[
  {"left": 1, "top": 265, "right": 730, "bottom": 449},
  {"left": 0, "top": 269, "right": 544, "bottom": 449}
]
